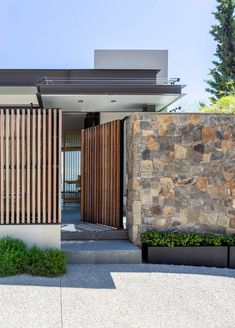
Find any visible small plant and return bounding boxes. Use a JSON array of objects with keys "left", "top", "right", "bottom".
[
  {"left": 0, "top": 237, "right": 28, "bottom": 276},
  {"left": 0, "top": 237, "right": 67, "bottom": 277},
  {"left": 140, "top": 231, "right": 235, "bottom": 247},
  {"left": 26, "top": 247, "right": 67, "bottom": 277}
]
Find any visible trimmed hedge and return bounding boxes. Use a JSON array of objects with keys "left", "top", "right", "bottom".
[
  {"left": 0, "top": 237, "right": 67, "bottom": 277},
  {"left": 140, "top": 231, "right": 235, "bottom": 247}
]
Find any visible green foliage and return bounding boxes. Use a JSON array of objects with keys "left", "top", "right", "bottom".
[
  {"left": 207, "top": 0, "right": 235, "bottom": 101},
  {"left": 0, "top": 237, "right": 28, "bottom": 276},
  {"left": 0, "top": 237, "right": 67, "bottom": 277},
  {"left": 26, "top": 247, "right": 67, "bottom": 277},
  {"left": 140, "top": 231, "right": 235, "bottom": 247},
  {"left": 200, "top": 94, "right": 235, "bottom": 113}
]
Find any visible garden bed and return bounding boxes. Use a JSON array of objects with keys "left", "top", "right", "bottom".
[
  {"left": 142, "top": 244, "right": 227, "bottom": 267},
  {"left": 141, "top": 231, "right": 235, "bottom": 268}
]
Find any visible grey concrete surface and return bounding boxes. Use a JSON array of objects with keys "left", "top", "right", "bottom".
[
  {"left": 62, "top": 240, "right": 142, "bottom": 264},
  {"left": 0, "top": 264, "right": 235, "bottom": 328},
  {"left": 0, "top": 275, "right": 61, "bottom": 328},
  {"left": 62, "top": 204, "right": 81, "bottom": 224},
  {"left": 62, "top": 228, "right": 128, "bottom": 241}
]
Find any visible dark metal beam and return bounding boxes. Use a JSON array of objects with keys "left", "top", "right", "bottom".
[
  {"left": 38, "top": 84, "right": 183, "bottom": 95},
  {"left": 0, "top": 69, "right": 159, "bottom": 86}
]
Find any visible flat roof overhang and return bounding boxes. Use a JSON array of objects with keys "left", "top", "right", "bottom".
[
  {"left": 40, "top": 93, "right": 185, "bottom": 112},
  {"left": 38, "top": 83, "right": 185, "bottom": 112},
  {"left": 0, "top": 69, "right": 185, "bottom": 111}
]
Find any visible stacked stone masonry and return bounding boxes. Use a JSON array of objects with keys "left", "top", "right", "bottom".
[{"left": 126, "top": 113, "right": 235, "bottom": 245}]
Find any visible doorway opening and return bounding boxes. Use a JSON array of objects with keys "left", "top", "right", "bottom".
[
  {"left": 62, "top": 113, "right": 84, "bottom": 225},
  {"left": 61, "top": 112, "right": 126, "bottom": 235}
]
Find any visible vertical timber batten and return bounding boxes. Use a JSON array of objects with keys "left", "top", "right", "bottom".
[
  {"left": 0, "top": 108, "right": 61, "bottom": 225},
  {"left": 81, "top": 120, "right": 122, "bottom": 229},
  {"left": 21, "top": 109, "right": 25, "bottom": 223}
]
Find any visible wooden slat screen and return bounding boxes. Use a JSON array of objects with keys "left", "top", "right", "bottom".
[
  {"left": 81, "top": 120, "right": 121, "bottom": 229},
  {"left": 0, "top": 108, "right": 61, "bottom": 224}
]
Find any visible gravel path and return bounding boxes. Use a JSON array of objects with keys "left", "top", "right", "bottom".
[{"left": 0, "top": 264, "right": 234, "bottom": 328}]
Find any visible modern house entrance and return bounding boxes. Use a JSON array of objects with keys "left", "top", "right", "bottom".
[
  {"left": 0, "top": 49, "right": 185, "bottom": 250},
  {"left": 61, "top": 113, "right": 125, "bottom": 240}
]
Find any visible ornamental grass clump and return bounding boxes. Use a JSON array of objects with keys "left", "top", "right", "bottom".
[
  {"left": 0, "top": 236, "right": 67, "bottom": 277},
  {"left": 0, "top": 237, "right": 28, "bottom": 276},
  {"left": 26, "top": 246, "right": 67, "bottom": 277}
]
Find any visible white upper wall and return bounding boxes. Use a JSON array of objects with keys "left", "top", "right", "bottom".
[
  {"left": 0, "top": 86, "right": 38, "bottom": 105},
  {"left": 99, "top": 112, "right": 131, "bottom": 124},
  {"left": 94, "top": 50, "right": 168, "bottom": 79}
]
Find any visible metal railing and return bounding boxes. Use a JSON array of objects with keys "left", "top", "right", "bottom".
[{"left": 36, "top": 76, "right": 181, "bottom": 86}]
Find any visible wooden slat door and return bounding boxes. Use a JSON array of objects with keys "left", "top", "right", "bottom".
[
  {"left": 81, "top": 120, "right": 122, "bottom": 229},
  {"left": 0, "top": 108, "right": 62, "bottom": 225}
]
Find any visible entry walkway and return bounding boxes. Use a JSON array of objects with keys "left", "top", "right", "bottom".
[
  {"left": 62, "top": 203, "right": 113, "bottom": 233},
  {"left": 61, "top": 203, "right": 127, "bottom": 240},
  {"left": 0, "top": 264, "right": 235, "bottom": 328}
]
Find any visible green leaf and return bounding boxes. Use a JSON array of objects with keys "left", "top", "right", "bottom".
[{"left": 141, "top": 231, "right": 235, "bottom": 247}]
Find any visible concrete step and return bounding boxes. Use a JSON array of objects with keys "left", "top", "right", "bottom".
[
  {"left": 61, "top": 229, "right": 129, "bottom": 241},
  {"left": 62, "top": 240, "right": 142, "bottom": 264}
]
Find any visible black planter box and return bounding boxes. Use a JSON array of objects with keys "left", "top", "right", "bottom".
[
  {"left": 142, "top": 244, "right": 228, "bottom": 268},
  {"left": 229, "top": 246, "right": 235, "bottom": 269}
]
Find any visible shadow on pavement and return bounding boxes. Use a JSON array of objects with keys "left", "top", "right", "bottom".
[{"left": 0, "top": 264, "right": 235, "bottom": 289}]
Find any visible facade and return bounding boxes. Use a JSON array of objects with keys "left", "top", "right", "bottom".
[
  {"left": 0, "top": 50, "right": 234, "bottom": 249},
  {"left": 0, "top": 50, "right": 186, "bottom": 247},
  {"left": 127, "top": 113, "right": 235, "bottom": 244}
]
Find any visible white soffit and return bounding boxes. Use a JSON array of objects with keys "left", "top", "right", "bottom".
[
  {"left": 42, "top": 94, "right": 184, "bottom": 112},
  {"left": 0, "top": 87, "right": 38, "bottom": 105}
]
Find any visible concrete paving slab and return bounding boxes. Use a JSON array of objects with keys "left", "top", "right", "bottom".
[
  {"left": 0, "top": 275, "right": 61, "bottom": 328},
  {"left": 0, "top": 265, "right": 235, "bottom": 328},
  {"left": 62, "top": 240, "right": 142, "bottom": 264},
  {"left": 61, "top": 264, "right": 235, "bottom": 328}
]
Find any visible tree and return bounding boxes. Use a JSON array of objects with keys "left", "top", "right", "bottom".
[
  {"left": 200, "top": 94, "right": 235, "bottom": 113},
  {"left": 207, "top": 0, "right": 235, "bottom": 102}
]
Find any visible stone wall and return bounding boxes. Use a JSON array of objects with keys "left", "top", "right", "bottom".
[{"left": 126, "top": 113, "right": 235, "bottom": 245}]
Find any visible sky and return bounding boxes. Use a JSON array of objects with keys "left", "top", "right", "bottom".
[{"left": 0, "top": 0, "right": 217, "bottom": 109}]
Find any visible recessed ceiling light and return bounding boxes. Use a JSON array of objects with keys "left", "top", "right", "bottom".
[
  {"left": 78, "top": 100, "right": 84, "bottom": 103},
  {"left": 110, "top": 99, "right": 116, "bottom": 103}
]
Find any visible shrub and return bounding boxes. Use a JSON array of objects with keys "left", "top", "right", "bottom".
[
  {"left": 200, "top": 95, "right": 235, "bottom": 114},
  {"left": 26, "top": 246, "right": 67, "bottom": 277},
  {"left": 140, "top": 231, "right": 235, "bottom": 247},
  {"left": 0, "top": 237, "right": 67, "bottom": 277},
  {"left": 0, "top": 237, "right": 28, "bottom": 276}
]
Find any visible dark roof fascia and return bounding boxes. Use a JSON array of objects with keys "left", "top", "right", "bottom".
[
  {"left": 0, "top": 69, "right": 160, "bottom": 86},
  {"left": 38, "top": 84, "right": 183, "bottom": 95}
]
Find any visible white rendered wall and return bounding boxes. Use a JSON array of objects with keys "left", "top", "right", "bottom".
[
  {"left": 94, "top": 49, "right": 168, "bottom": 79},
  {"left": 0, "top": 225, "right": 61, "bottom": 248},
  {"left": 0, "top": 87, "right": 38, "bottom": 105},
  {"left": 100, "top": 112, "right": 131, "bottom": 124}
]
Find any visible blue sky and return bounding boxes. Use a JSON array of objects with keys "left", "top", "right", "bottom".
[{"left": 0, "top": 0, "right": 217, "bottom": 107}]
